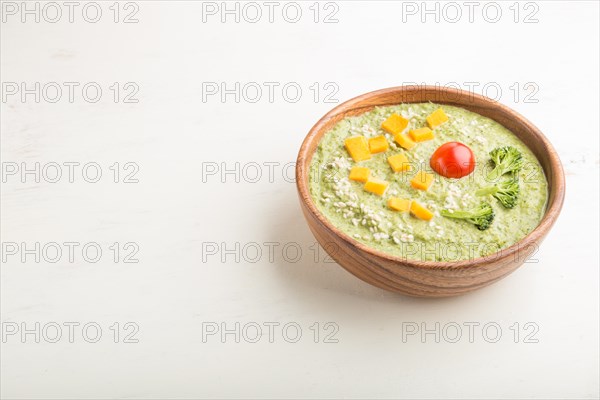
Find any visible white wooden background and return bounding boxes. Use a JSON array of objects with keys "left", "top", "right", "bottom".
[{"left": 1, "top": 1, "right": 598, "bottom": 398}]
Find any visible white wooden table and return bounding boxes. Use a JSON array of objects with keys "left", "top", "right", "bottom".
[{"left": 1, "top": 1, "right": 598, "bottom": 398}]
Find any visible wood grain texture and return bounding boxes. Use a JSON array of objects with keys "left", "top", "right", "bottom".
[{"left": 296, "top": 86, "right": 566, "bottom": 297}]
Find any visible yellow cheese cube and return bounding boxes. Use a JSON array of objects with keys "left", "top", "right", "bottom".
[
  {"left": 381, "top": 113, "right": 409, "bottom": 135},
  {"left": 410, "top": 201, "right": 434, "bottom": 221},
  {"left": 410, "top": 170, "right": 435, "bottom": 191},
  {"left": 364, "top": 177, "right": 389, "bottom": 196},
  {"left": 349, "top": 166, "right": 370, "bottom": 183},
  {"left": 393, "top": 132, "right": 417, "bottom": 150},
  {"left": 344, "top": 136, "right": 371, "bottom": 162},
  {"left": 388, "top": 198, "right": 412, "bottom": 212},
  {"left": 387, "top": 153, "right": 412, "bottom": 172},
  {"left": 368, "top": 135, "right": 389, "bottom": 154},
  {"left": 426, "top": 108, "right": 449, "bottom": 129},
  {"left": 409, "top": 127, "right": 434, "bottom": 142}
]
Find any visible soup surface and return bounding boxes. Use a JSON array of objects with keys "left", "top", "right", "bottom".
[{"left": 309, "top": 103, "right": 548, "bottom": 262}]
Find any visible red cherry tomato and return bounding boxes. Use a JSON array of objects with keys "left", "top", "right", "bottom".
[{"left": 430, "top": 142, "right": 476, "bottom": 179}]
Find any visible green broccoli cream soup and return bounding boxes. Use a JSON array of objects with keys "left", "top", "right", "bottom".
[{"left": 308, "top": 103, "right": 548, "bottom": 262}]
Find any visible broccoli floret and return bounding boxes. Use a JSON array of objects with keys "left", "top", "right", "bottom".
[
  {"left": 475, "top": 179, "right": 520, "bottom": 209},
  {"left": 487, "top": 146, "right": 523, "bottom": 181},
  {"left": 440, "top": 202, "right": 495, "bottom": 231}
]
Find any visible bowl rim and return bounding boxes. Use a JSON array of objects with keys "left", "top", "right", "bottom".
[{"left": 296, "top": 85, "right": 566, "bottom": 270}]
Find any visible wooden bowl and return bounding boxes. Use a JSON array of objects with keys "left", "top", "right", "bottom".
[{"left": 296, "top": 86, "right": 565, "bottom": 297}]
